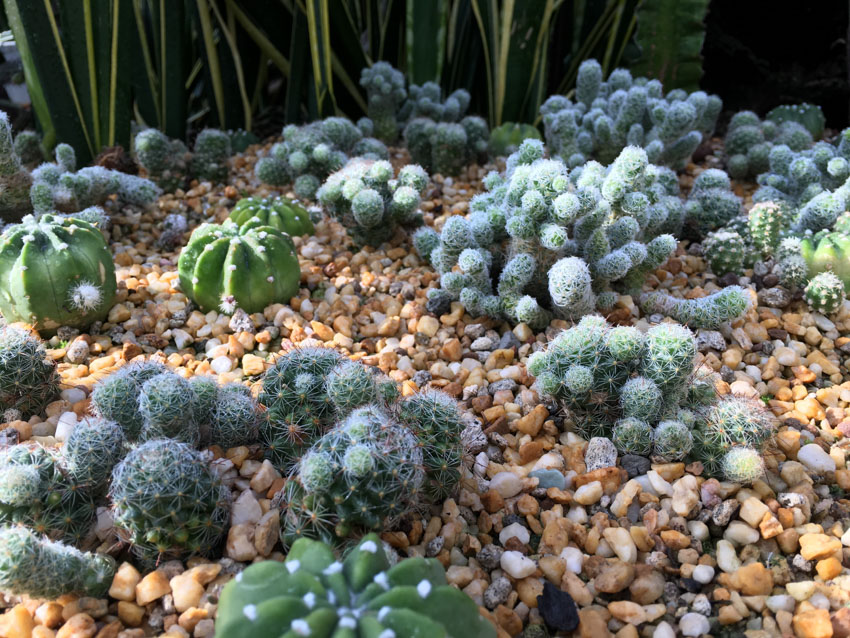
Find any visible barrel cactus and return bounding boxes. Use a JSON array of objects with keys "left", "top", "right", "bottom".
[
  {"left": 216, "top": 533, "right": 496, "bottom": 638},
  {"left": 178, "top": 220, "right": 301, "bottom": 314},
  {"left": 800, "top": 230, "right": 850, "bottom": 290},
  {"left": 0, "top": 326, "right": 60, "bottom": 418},
  {"left": 229, "top": 196, "right": 315, "bottom": 237},
  {"left": 0, "top": 214, "right": 116, "bottom": 332}
]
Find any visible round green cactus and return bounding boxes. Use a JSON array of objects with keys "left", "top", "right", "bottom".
[
  {"left": 489, "top": 122, "right": 542, "bottom": 157},
  {"left": 0, "top": 444, "right": 96, "bottom": 543},
  {"left": 0, "top": 526, "right": 115, "bottom": 599},
  {"left": 139, "top": 372, "right": 198, "bottom": 444},
  {"left": 209, "top": 383, "right": 262, "bottom": 449},
  {"left": 216, "top": 533, "right": 497, "bottom": 638},
  {"left": 800, "top": 231, "right": 850, "bottom": 290},
  {"left": 612, "top": 417, "right": 653, "bottom": 455},
  {"left": 229, "top": 196, "right": 315, "bottom": 237},
  {"left": 720, "top": 447, "right": 765, "bottom": 484},
  {"left": 110, "top": 439, "right": 230, "bottom": 565},
  {"left": 0, "top": 326, "right": 60, "bottom": 417},
  {"left": 652, "top": 419, "right": 693, "bottom": 461},
  {"left": 702, "top": 230, "right": 745, "bottom": 276},
  {"left": 178, "top": 220, "right": 301, "bottom": 314},
  {"left": 90, "top": 360, "right": 168, "bottom": 440},
  {"left": 61, "top": 417, "right": 126, "bottom": 492},
  {"left": 0, "top": 214, "right": 116, "bottom": 332},
  {"left": 803, "top": 271, "right": 846, "bottom": 314}
]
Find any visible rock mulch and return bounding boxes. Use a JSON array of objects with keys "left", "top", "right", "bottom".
[{"left": 1, "top": 141, "right": 850, "bottom": 638}]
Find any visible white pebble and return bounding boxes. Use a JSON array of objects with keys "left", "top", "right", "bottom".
[
  {"left": 60, "top": 388, "right": 86, "bottom": 404},
  {"left": 54, "top": 411, "right": 78, "bottom": 441},
  {"left": 715, "top": 540, "right": 741, "bottom": 573},
  {"left": 691, "top": 565, "right": 715, "bottom": 584},
  {"left": 560, "top": 547, "right": 583, "bottom": 574},
  {"left": 797, "top": 444, "right": 836, "bottom": 473},
  {"left": 766, "top": 595, "right": 796, "bottom": 613},
  {"left": 679, "top": 613, "right": 710, "bottom": 637},
  {"left": 499, "top": 522, "right": 530, "bottom": 546},
  {"left": 211, "top": 355, "right": 234, "bottom": 374},
  {"left": 573, "top": 481, "right": 603, "bottom": 505},
  {"left": 723, "top": 521, "right": 760, "bottom": 545},
  {"left": 500, "top": 551, "right": 536, "bottom": 579},
  {"left": 653, "top": 621, "right": 676, "bottom": 638},
  {"left": 489, "top": 472, "right": 522, "bottom": 498},
  {"left": 687, "top": 521, "right": 710, "bottom": 541}
]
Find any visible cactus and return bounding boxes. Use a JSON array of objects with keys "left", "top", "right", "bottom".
[
  {"left": 0, "top": 214, "right": 116, "bottom": 332},
  {"left": 652, "top": 419, "right": 693, "bottom": 461},
  {"left": 694, "top": 396, "right": 774, "bottom": 478},
  {"left": 0, "top": 526, "right": 115, "bottom": 599},
  {"left": 360, "top": 62, "right": 407, "bottom": 143},
  {"left": 619, "top": 376, "right": 663, "bottom": 422},
  {"left": 139, "top": 373, "right": 198, "bottom": 444},
  {"left": 720, "top": 447, "right": 765, "bottom": 484},
  {"left": 702, "top": 230, "right": 746, "bottom": 276},
  {"left": 317, "top": 159, "right": 428, "bottom": 246},
  {"left": 0, "top": 112, "right": 33, "bottom": 222},
  {"left": 216, "top": 533, "right": 497, "bottom": 638},
  {"left": 683, "top": 169, "right": 742, "bottom": 235},
  {"left": 13, "top": 130, "right": 43, "bottom": 167},
  {"left": 229, "top": 196, "right": 315, "bottom": 237},
  {"left": 90, "top": 361, "right": 168, "bottom": 440},
  {"left": 191, "top": 129, "right": 231, "bottom": 182},
  {"left": 803, "top": 271, "right": 846, "bottom": 314},
  {"left": 178, "top": 219, "right": 300, "bottom": 314},
  {"left": 209, "top": 383, "right": 262, "bottom": 449},
  {"left": 326, "top": 360, "right": 379, "bottom": 417},
  {"left": 612, "top": 417, "right": 653, "bottom": 455},
  {"left": 61, "top": 417, "right": 126, "bottom": 492},
  {"left": 134, "top": 128, "right": 189, "bottom": 191},
  {"left": 766, "top": 103, "right": 825, "bottom": 139},
  {"left": 639, "top": 286, "right": 752, "bottom": 329},
  {"left": 541, "top": 59, "right": 721, "bottom": 169},
  {"left": 799, "top": 230, "right": 850, "bottom": 290},
  {"left": 0, "top": 326, "right": 60, "bottom": 417},
  {"left": 110, "top": 439, "right": 230, "bottom": 565},
  {"left": 0, "top": 445, "right": 96, "bottom": 543}
]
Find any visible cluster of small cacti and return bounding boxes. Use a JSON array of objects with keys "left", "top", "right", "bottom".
[
  {"left": 0, "top": 526, "right": 115, "bottom": 599},
  {"left": 256, "top": 117, "right": 388, "bottom": 199},
  {"left": 724, "top": 104, "right": 824, "bottom": 180},
  {"left": 639, "top": 286, "right": 753, "bottom": 329},
  {"left": 216, "top": 533, "right": 497, "bottom": 638},
  {"left": 91, "top": 361, "right": 261, "bottom": 448},
  {"left": 682, "top": 168, "right": 743, "bottom": 236},
  {"left": 540, "top": 59, "right": 721, "bottom": 170},
  {"left": 178, "top": 218, "right": 301, "bottom": 314},
  {"left": 259, "top": 347, "right": 465, "bottom": 546},
  {"left": 0, "top": 112, "right": 35, "bottom": 223},
  {"left": 317, "top": 158, "right": 428, "bottom": 246},
  {"left": 229, "top": 196, "right": 315, "bottom": 237},
  {"left": 135, "top": 127, "right": 233, "bottom": 190},
  {"left": 0, "top": 214, "right": 117, "bottom": 332},
  {"left": 416, "top": 140, "right": 679, "bottom": 328},
  {"left": 528, "top": 316, "right": 774, "bottom": 481},
  {"left": 360, "top": 62, "right": 407, "bottom": 143},
  {"left": 0, "top": 327, "right": 60, "bottom": 418}
]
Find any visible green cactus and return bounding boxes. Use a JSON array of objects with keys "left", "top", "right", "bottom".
[
  {"left": 612, "top": 417, "right": 653, "bottom": 455},
  {"left": 694, "top": 395, "right": 774, "bottom": 476},
  {"left": 619, "top": 376, "right": 663, "bottom": 422},
  {"left": 229, "top": 196, "right": 315, "bottom": 237},
  {"left": 191, "top": 129, "right": 232, "bottom": 183},
  {"left": 216, "top": 533, "right": 497, "bottom": 638},
  {"left": 134, "top": 128, "right": 189, "bottom": 191},
  {"left": 360, "top": 62, "right": 407, "bottom": 143},
  {"left": 0, "top": 112, "right": 33, "bottom": 222},
  {"left": 803, "top": 271, "right": 846, "bottom": 314},
  {"left": 110, "top": 439, "right": 230, "bottom": 565},
  {"left": 747, "top": 201, "right": 785, "bottom": 258},
  {"left": 0, "top": 445, "right": 96, "bottom": 543},
  {"left": 639, "top": 286, "right": 751, "bottom": 329},
  {"left": 489, "top": 122, "right": 542, "bottom": 157},
  {"left": 326, "top": 360, "right": 379, "bottom": 417},
  {"left": 13, "top": 130, "right": 43, "bottom": 167},
  {"left": 766, "top": 103, "right": 825, "bottom": 139},
  {"left": 0, "top": 214, "right": 117, "bottom": 333},
  {"left": 61, "top": 417, "right": 126, "bottom": 492},
  {"left": 90, "top": 360, "right": 168, "bottom": 440},
  {"left": 652, "top": 419, "right": 693, "bottom": 461},
  {"left": 800, "top": 231, "right": 850, "bottom": 290},
  {"left": 702, "top": 230, "right": 746, "bottom": 276},
  {"left": 0, "top": 526, "right": 115, "bottom": 599},
  {"left": 0, "top": 326, "right": 60, "bottom": 417},
  {"left": 178, "top": 219, "right": 301, "bottom": 315},
  {"left": 209, "top": 383, "right": 262, "bottom": 449},
  {"left": 139, "top": 372, "right": 198, "bottom": 444},
  {"left": 720, "top": 447, "right": 765, "bottom": 484}
]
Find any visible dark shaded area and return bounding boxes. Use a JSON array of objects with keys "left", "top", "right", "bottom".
[{"left": 702, "top": 0, "right": 850, "bottom": 130}]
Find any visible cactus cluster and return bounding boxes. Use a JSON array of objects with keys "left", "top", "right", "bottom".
[
  {"left": 260, "top": 347, "right": 465, "bottom": 546},
  {"left": 91, "top": 362, "right": 261, "bottom": 448},
  {"left": 229, "top": 196, "right": 315, "bottom": 237},
  {"left": 13, "top": 129, "right": 44, "bottom": 167},
  {"left": 0, "top": 326, "right": 60, "bottom": 417},
  {"left": 528, "top": 316, "right": 774, "bottom": 480},
  {"left": 639, "top": 286, "right": 752, "bottom": 329},
  {"left": 317, "top": 159, "right": 428, "bottom": 246},
  {"left": 0, "top": 112, "right": 34, "bottom": 223},
  {"left": 0, "top": 214, "right": 117, "bottom": 332},
  {"left": 0, "top": 526, "right": 115, "bottom": 599},
  {"left": 417, "top": 140, "right": 679, "bottom": 328},
  {"left": 216, "top": 533, "right": 496, "bottom": 638},
  {"left": 61, "top": 417, "right": 126, "bottom": 492},
  {"left": 540, "top": 59, "right": 721, "bottom": 170},
  {"left": 256, "top": 117, "right": 388, "bottom": 199},
  {"left": 135, "top": 127, "right": 233, "bottom": 190},
  {"left": 110, "top": 439, "right": 230, "bottom": 565},
  {"left": 682, "top": 168, "right": 743, "bottom": 236},
  {"left": 178, "top": 219, "right": 301, "bottom": 314},
  {"left": 361, "top": 61, "right": 408, "bottom": 143}
]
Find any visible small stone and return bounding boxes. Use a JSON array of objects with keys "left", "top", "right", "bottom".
[
  {"left": 608, "top": 600, "right": 646, "bottom": 625},
  {"left": 692, "top": 564, "right": 715, "bottom": 584},
  {"left": 621, "top": 454, "right": 651, "bottom": 478},
  {"left": 629, "top": 567, "right": 665, "bottom": 604},
  {"left": 515, "top": 404, "right": 548, "bottom": 436},
  {"left": 225, "top": 523, "right": 257, "bottom": 561},
  {"left": 774, "top": 346, "right": 801, "bottom": 366},
  {"left": 500, "top": 522, "right": 531, "bottom": 546},
  {"left": 528, "top": 469, "right": 565, "bottom": 490},
  {"left": 798, "top": 444, "right": 837, "bottom": 473},
  {"left": 603, "top": 527, "right": 637, "bottom": 563},
  {"left": 574, "top": 481, "right": 603, "bottom": 505},
  {"left": 230, "top": 490, "right": 262, "bottom": 526},
  {"left": 490, "top": 471, "right": 522, "bottom": 498},
  {"left": 594, "top": 560, "right": 635, "bottom": 593},
  {"left": 135, "top": 570, "right": 171, "bottom": 605},
  {"left": 793, "top": 608, "right": 833, "bottom": 638},
  {"left": 537, "top": 581, "right": 578, "bottom": 632},
  {"left": 501, "top": 550, "right": 536, "bottom": 579},
  {"left": 730, "top": 562, "right": 774, "bottom": 595},
  {"left": 109, "top": 562, "right": 141, "bottom": 601},
  {"left": 716, "top": 540, "right": 741, "bottom": 573},
  {"left": 799, "top": 533, "right": 842, "bottom": 560},
  {"left": 483, "top": 576, "right": 512, "bottom": 609},
  {"left": 56, "top": 613, "right": 96, "bottom": 638},
  {"left": 679, "top": 612, "right": 711, "bottom": 637},
  {"left": 169, "top": 573, "right": 204, "bottom": 613},
  {"left": 653, "top": 621, "right": 676, "bottom": 638},
  {"left": 738, "top": 497, "right": 771, "bottom": 527},
  {"left": 584, "top": 437, "right": 617, "bottom": 472}
]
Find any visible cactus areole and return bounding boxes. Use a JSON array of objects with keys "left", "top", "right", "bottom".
[
  {"left": 0, "top": 214, "right": 116, "bottom": 332},
  {"left": 178, "top": 220, "right": 300, "bottom": 314}
]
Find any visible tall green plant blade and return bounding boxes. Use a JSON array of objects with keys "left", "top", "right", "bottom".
[
  {"left": 631, "top": 0, "right": 708, "bottom": 91},
  {"left": 405, "top": 0, "right": 447, "bottom": 84},
  {"left": 5, "top": 0, "right": 93, "bottom": 160},
  {"left": 285, "top": 5, "right": 311, "bottom": 122},
  {"left": 303, "top": 0, "right": 336, "bottom": 117}
]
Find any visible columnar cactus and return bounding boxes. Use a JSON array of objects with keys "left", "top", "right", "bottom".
[
  {"left": 404, "top": 116, "right": 489, "bottom": 176},
  {"left": 0, "top": 112, "right": 33, "bottom": 222},
  {"left": 748, "top": 201, "right": 786, "bottom": 258},
  {"left": 13, "top": 130, "right": 43, "bottom": 166},
  {"left": 0, "top": 445, "right": 96, "bottom": 543},
  {"left": 489, "top": 122, "right": 543, "bottom": 157},
  {"left": 216, "top": 533, "right": 497, "bottom": 638},
  {"left": 191, "top": 129, "right": 231, "bottom": 182},
  {"left": 317, "top": 159, "right": 428, "bottom": 246},
  {"left": 0, "top": 526, "right": 115, "bottom": 599},
  {"left": 110, "top": 439, "right": 230, "bottom": 565},
  {"left": 0, "top": 326, "right": 60, "bottom": 417},
  {"left": 229, "top": 196, "right": 315, "bottom": 237},
  {"left": 0, "top": 214, "right": 117, "bottom": 332},
  {"left": 178, "top": 219, "right": 300, "bottom": 314},
  {"left": 361, "top": 62, "right": 407, "bottom": 142},
  {"left": 803, "top": 271, "right": 846, "bottom": 314},
  {"left": 639, "top": 286, "right": 752, "bottom": 329},
  {"left": 540, "top": 59, "right": 721, "bottom": 169},
  {"left": 134, "top": 128, "right": 190, "bottom": 191}
]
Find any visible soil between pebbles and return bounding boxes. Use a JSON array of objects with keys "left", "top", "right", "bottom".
[{"left": 1, "top": 140, "right": 850, "bottom": 638}]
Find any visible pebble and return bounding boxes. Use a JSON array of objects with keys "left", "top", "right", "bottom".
[
  {"left": 679, "top": 612, "right": 711, "bottom": 637},
  {"left": 774, "top": 346, "right": 801, "bottom": 366},
  {"left": 483, "top": 577, "right": 512, "bottom": 609},
  {"left": 500, "top": 551, "right": 536, "bottom": 579},
  {"left": 54, "top": 412, "right": 78, "bottom": 441},
  {"left": 583, "top": 437, "right": 617, "bottom": 471},
  {"left": 489, "top": 472, "right": 522, "bottom": 498},
  {"left": 499, "top": 522, "right": 530, "bottom": 546},
  {"left": 573, "top": 481, "right": 603, "bottom": 505},
  {"left": 716, "top": 539, "right": 741, "bottom": 572},
  {"left": 691, "top": 564, "right": 715, "bottom": 584},
  {"left": 797, "top": 444, "right": 837, "bottom": 473},
  {"left": 528, "top": 469, "right": 565, "bottom": 490}
]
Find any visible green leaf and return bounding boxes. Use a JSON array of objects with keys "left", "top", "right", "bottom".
[
  {"left": 631, "top": 0, "right": 709, "bottom": 91},
  {"left": 303, "top": 0, "right": 336, "bottom": 117},
  {"left": 405, "top": 0, "right": 448, "bottom": 85}
]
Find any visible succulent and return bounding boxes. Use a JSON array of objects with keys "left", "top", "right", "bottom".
[
  {"left": 639, "top": 286, "right": 752, "bottom": 329},
  {"left": 720, "top": 447, "right": 766, "bottom": 484},
  {"left": 541, "top": 58, "right": 721, "bottom": 169},
  {"left": 90, "top": 360, "right": 168, "bottom": 439},
  {"left": 612, "top": 417, "right": 653, "bottom": 455},
  {"left": 0, "top": 526, "right": 115, "bottom": 599},
  {"left": 0, "top": 444, "right": 96, "bottom": 543},
  {"left": 0, "top": 326, "right": 60, "bottom": 417},
  {"left": 0, "top": 214, "right": 117, "bottom": 332},
  {"left": 216, "top": 533, "right": 496, "bottom": 638},
  {"left": 229, "top": 196, "right": 315, "bottom": 237},
  {"left": 405, "top": 117, "right": 489, "bottom": 176},
  {"left": 134, "top": 128, "right": 190, "bottom": 191},
  {"left": 110, "top": 439, "right": 230, "bottom": 565},
  {"left": 13, "top": 130, "right": 43, "bottom": 166},
  {"left": 361, "top": 62, "right": 407, "bottom": 143},
  {"left": 799, "top": 229, "right": 850, "bottom": 290},
  {"left": 178, "top": 219, "right": 301, "bottom": 314},
  {"left": 139, "top": 372, "right": 199, "bottom": 444},
  {"left": 702, "top": 230, "right": 746, "bottom": 275},
  {"left": 191, "top": 129, "right": 232, "bottom": 182},
  {"left": 803, "top": 271, "right": 846, "bottom": 314},
  {"left": 317, "top": 159, "right": 428, "bottom": 246},
  {"left": 0, "top": 112, "right": 33, "bottom": 222},
  {"left": 61, "top": 417, "right": 126, "bottom": 492},
  {"left": 683, "top": 169, "right": 743, "bottom": 236},
  {"left": 652, "top": 419, "right": 693, "bottom": 461},
  {"left": 747, "top": 201, "right": 786, "bottom": 258},
  {"left": 209, "top": 383, "right": 262, "bottom": 449}
]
